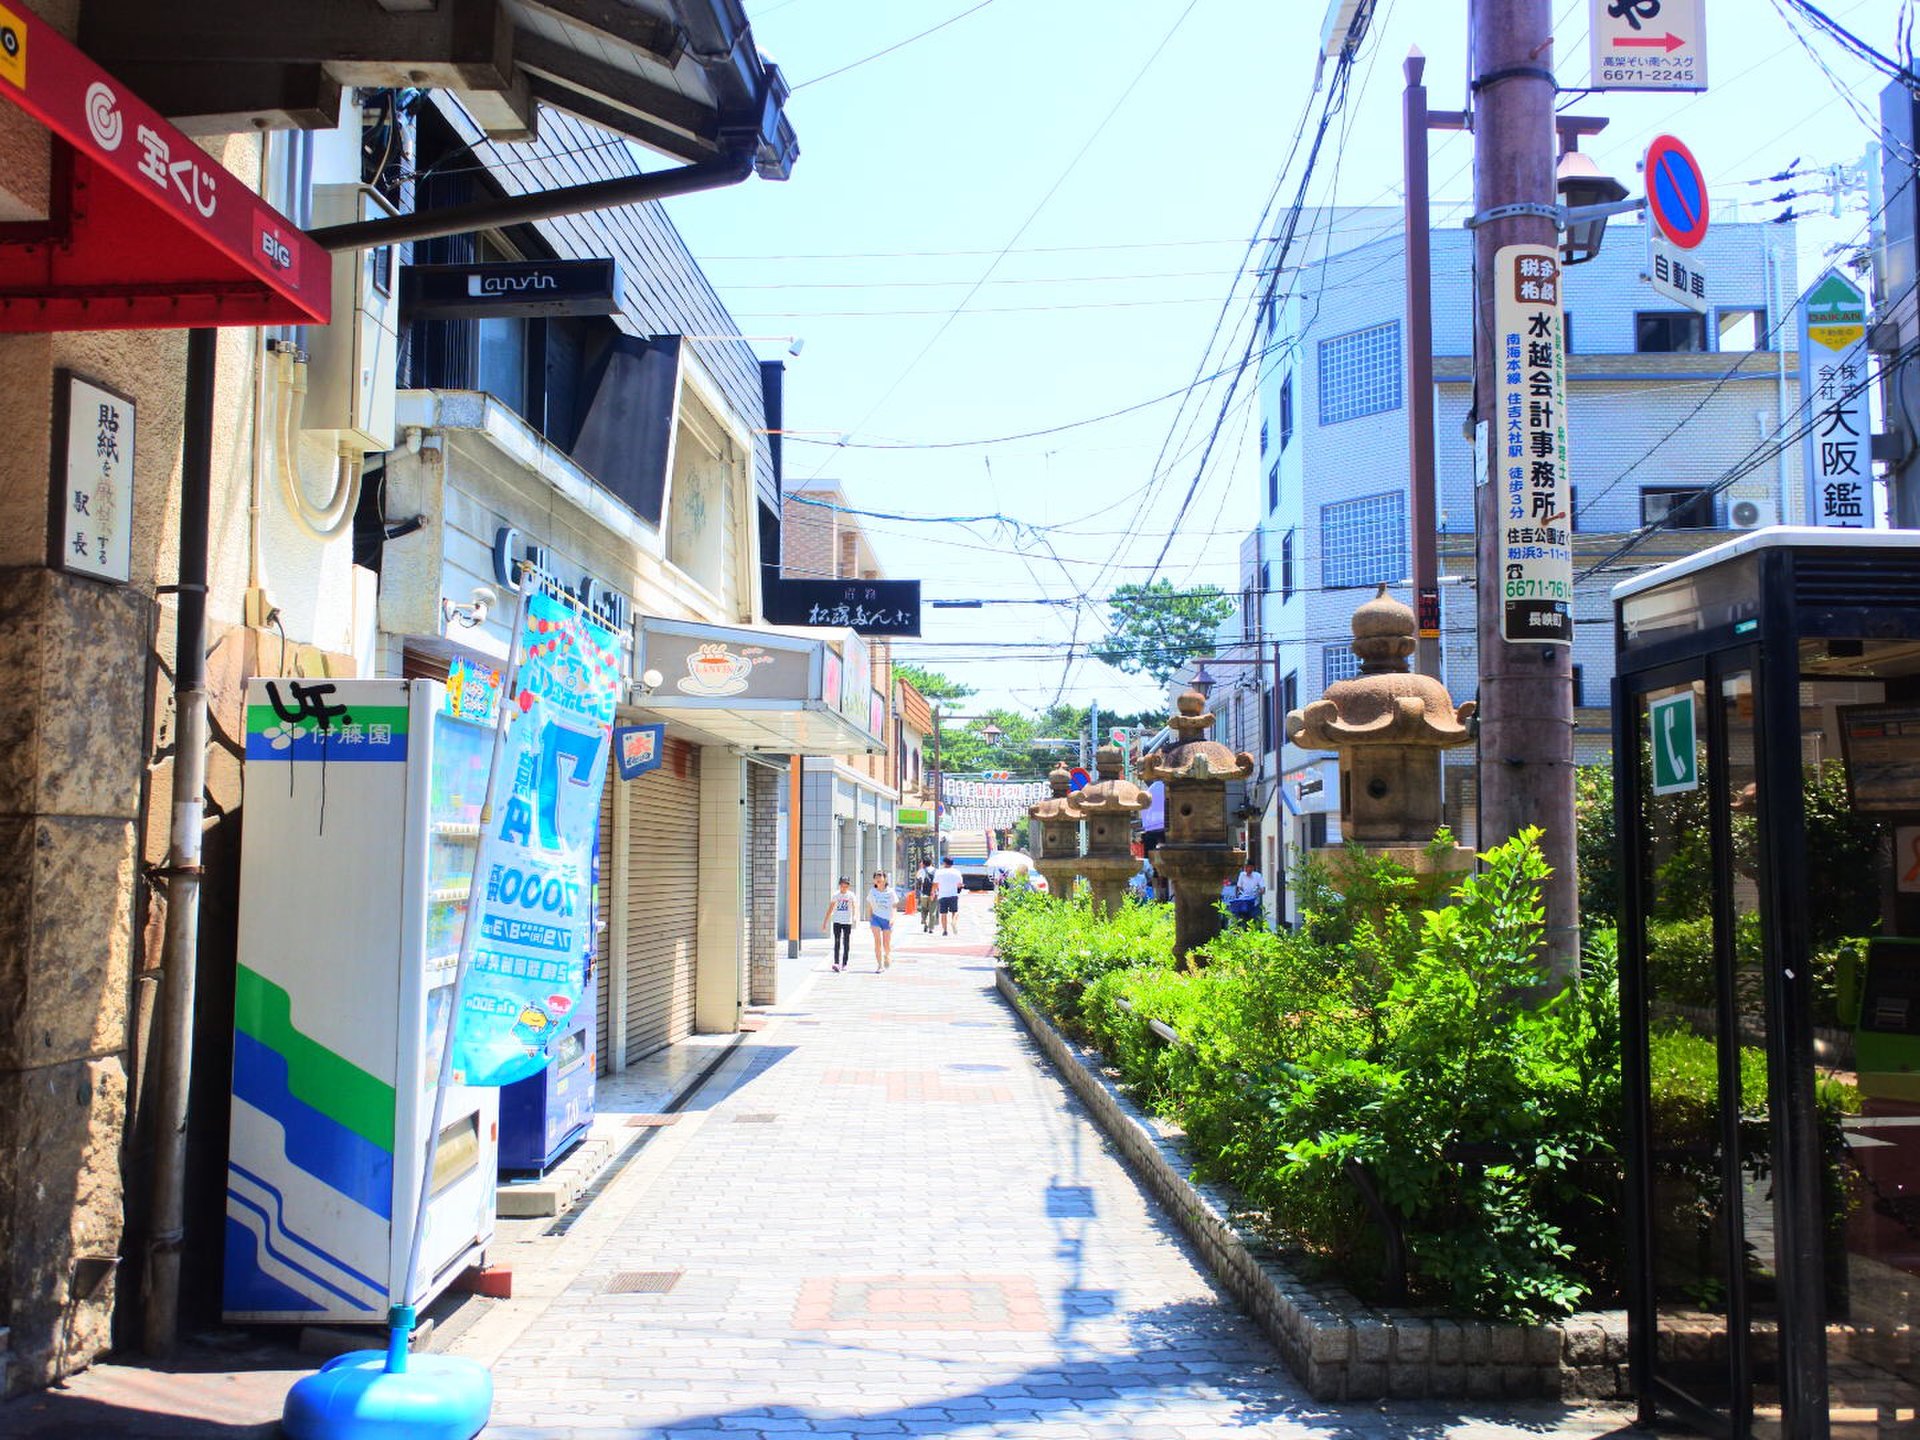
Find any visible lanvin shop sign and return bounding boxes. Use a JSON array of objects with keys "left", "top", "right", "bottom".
[{"left": 401, "top": 259, "right": 624, "bottom": 319}]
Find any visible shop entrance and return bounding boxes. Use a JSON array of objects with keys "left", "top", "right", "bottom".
[{"left": 1615, "top": 531, "right": 1920, "bottom": 1439}]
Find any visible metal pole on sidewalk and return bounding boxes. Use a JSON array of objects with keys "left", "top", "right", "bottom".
[
  {"left": 144, "top": 327, "right": 216, "bottom": 1355},
  {"left": 1470, "top": 0, "right": 1578, "bottom": 981},
  {"left": 1403, "top": 48, "right": 1442, "bottom": 683}
]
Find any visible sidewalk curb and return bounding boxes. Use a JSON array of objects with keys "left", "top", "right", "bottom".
[{"left": 994, "top": 964, "right": 1631, "bottom": 1405}]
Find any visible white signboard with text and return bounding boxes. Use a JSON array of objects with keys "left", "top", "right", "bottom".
[
  {"left": 1799, "top": 268, "right": 1873, "bottom": 528},
  {"left": 52, "top": 372, "right": 135, "bottom": 585},
  {"left": 1590, "top": 0, "right": 1707, "bottom": 92},
  {"left": 1493, "top": 245, "right": 1573, "bottom": 646}
]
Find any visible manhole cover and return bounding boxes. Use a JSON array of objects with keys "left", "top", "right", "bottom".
[
  {"left": 946, "top": 1062, "right": 1009, "bottom": 1073},
  {"left": 603, "top": 1270, "right": 682, "bottom": 1294},
  {"left": 624, "top": 1114, "right": 680, "bottom": 1128},
  {"left": 733, "top": 1113, "right": 778, "bottom": 1124},
  {"left": 1046, "top": 1185, "right": 1097, "bottom": 1218}
]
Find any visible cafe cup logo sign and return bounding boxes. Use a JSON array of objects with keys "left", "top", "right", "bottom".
[{"left": 675, "top": 642, "right": 771, "bottom": 697}]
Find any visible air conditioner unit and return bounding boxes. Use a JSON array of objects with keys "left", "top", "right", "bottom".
[
  {"left": 304, "top": 184, "right": 399, "bottom": 454},
  {"left": 1729, "top": 497, "right": 1780, "bottom": 530}
]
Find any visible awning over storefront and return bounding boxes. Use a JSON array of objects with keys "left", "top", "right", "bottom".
[
  {"left": 633, "top": 616, "right": 883, "bottom": 757},
  {"left": 0, "top": 5, "right": 329, "bottom": 331}
]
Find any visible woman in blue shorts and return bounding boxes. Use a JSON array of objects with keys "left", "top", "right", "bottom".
[{"left": 864, "top": 871, "right": 897, "bottom": 971}]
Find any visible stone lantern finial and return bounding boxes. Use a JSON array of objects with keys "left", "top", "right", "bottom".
[{"left": 1285, "top": 585, "right": 1476, "bottom": 864}]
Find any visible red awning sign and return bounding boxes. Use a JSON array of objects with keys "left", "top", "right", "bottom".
[{"left": 0, "top": 0, "right": 329, "bottom": 331}]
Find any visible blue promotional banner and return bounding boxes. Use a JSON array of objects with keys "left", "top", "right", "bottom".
[
  {"left": 612, "top": 723, "right": 665, "bottom": 781},
  {"left": 452, "top": 589, "right": 620, "bottom": 1087}
]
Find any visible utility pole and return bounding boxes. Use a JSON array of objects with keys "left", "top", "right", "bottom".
[
  {"left": 931, "top": 706, "right": 943, "bottom": 864},
  {"left": 1471, "top": 0, "right": 1578, "bottom": 980},
  {"left": 1403, "top": 48, "right": 1442, "bottom": 682}
]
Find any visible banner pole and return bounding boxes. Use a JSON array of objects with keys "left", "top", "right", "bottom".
[{"left": 392, "top": 568, "right": 533, "bottom": 1346}]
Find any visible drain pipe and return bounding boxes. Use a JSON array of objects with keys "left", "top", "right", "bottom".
[{"left": 143, "top": 327, "right": 216, "bottom": 1355}]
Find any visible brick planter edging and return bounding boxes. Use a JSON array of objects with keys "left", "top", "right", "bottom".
[{"left": 995, "top": 965, "right": 1630, "bottom": 1404}]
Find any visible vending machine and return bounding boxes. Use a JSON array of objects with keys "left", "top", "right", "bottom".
[{"left": 225, "top": 676, "right": 499, "bottom": 1323}]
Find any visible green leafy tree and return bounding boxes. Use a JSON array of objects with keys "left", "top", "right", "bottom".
[
  {"left": 1091, "top": 580, "right": 1236, "bottom": 686},
  {"left": 893, "top": 663, "right": 973, "bottom": 704}
]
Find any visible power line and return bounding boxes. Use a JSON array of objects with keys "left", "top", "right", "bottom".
[{"left": 791, "top": 0, "right": 999, "bottom": 91}]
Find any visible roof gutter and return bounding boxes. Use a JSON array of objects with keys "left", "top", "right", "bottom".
[{"left": 308, "top": 148, "right": 756, "bottom": 253}]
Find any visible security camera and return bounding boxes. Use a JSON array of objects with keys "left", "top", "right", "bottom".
[{"left": 441, "top": 584, "right": 498, "bottom": 630}]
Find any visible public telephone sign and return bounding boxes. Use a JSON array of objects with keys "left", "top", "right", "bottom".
[
  {"left": 1649, "top": 691, "right": 1699, "bottom": 795},
  {"left": 1590, "top": 0, "right": 1707, "bottom": 92}
]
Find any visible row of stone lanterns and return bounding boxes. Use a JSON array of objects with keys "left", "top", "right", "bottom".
[
  {"left": 1027, "top": 691, "right": 1255, "bottom": 961},
  {"left": 1024, "top": 588, "right": 1474, "bottom": 959}
]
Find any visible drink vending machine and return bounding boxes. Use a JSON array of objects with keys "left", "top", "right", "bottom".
[{"left": 224, "top": 676, "right": 499, "bottom": 1323}]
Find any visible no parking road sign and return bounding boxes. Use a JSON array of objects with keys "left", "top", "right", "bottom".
[{"left": 1645, "top": 134, "right": 1709, "bottom": 249}]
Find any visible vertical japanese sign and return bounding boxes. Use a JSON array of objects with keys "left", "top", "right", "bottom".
[
  {"left": 1799, "top": 268, "right": 1872, "bottom": 528},
  {"left": 50, "top": 371, "right": 134, "bottom": 584},
  {"left": 1494, "top": 245, "right": 1573, "bottom": 645},
  {"left": 453, "top": 589, "right": 619, "bottom": 1087}
]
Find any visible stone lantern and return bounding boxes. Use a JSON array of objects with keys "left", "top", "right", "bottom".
[
  {"left": 1138, "top": 692, "right": 1255, "bottom": 963},
  {"left": 1286, "top": 585, "right": 1475, "bottom": 876},
  {"left": 1028, "top": 762, "right": 1084, "bottom": 899},
  {"left": 1073, "top": 744, "right": 1150, "bottom": 913}
]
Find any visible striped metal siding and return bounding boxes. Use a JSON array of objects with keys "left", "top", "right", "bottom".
[
  {"left": 595, "top": 769, "right": 614, "bottom": 1074},
  {"left": 625, "top": 739, "right": 701, "bottom": 1060}
]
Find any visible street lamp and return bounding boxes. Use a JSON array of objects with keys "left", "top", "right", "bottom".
[
  {"left": 1190, "top": 662, "right": 1217, "bottom": 703},
  {"left": 1556, "top": 150, "right": 1631, "bottom": 266}
]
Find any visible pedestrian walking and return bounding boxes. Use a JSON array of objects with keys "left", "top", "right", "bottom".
[
  {"left": 865, "top": 871, "right": 897, "bottom": 970},
  {"left": 822, "top": 878, "right": 857, "bottom": 971},
  {"left": 934, "top": 856, "right": 963, "bottom": 936},
  {"left": 916, "top": 860, "right": 937, "bottom": 932}
]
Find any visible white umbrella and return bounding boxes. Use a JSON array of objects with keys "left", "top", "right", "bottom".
[{"left": 984, "top": 850, "right": 1034, "bottom": 877}]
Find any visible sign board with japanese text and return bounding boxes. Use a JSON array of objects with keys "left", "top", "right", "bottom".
[
  {"left": 762, "top": 576, "right": 921, "bottom": 636},
  {"left": 0, "top": 1, "right": 329, "bottom": 330},
  {"left": 1799, "top": 268, "right": 1873, "bottom": 528},
  {"left": 49, "top": 371, "right": 133, "bottom": 584},
  {"left": 1646, "top": 230, "right": 1709, "bottom": 314},
  {"left": 1590, "top": 0, "right": 1707, "bottom": 92},
  {"left": 1493, "top": 245, "right": 1573, "bottom": 646},
  {"left": 612, "top": 723, "right": 665, "bottom": 781}
]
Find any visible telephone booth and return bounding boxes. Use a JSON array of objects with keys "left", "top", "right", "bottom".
[{"left": 1615, "top": 528, "right": 1920, "bottom": 1439}]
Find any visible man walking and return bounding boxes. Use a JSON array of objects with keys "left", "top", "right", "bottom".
[
  {"left": 916, "top": 859, "right": 937, "bottom": 933},
  {"left": 933, "top": 857, "right": 964, "bottom": 936}
]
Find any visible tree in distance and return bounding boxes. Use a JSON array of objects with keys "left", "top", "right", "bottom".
[{"left": 1091, "top": 580, "right": 1236, "bottom": 686}]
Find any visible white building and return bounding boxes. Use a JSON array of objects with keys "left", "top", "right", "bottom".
[{"left": 1248, "top": 209, "right": 1801, "bottom": 921}]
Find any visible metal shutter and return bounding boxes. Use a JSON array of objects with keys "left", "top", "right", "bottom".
[
  {"left": 595, "top": 767, "right": 614, "bottom": 1074},
  {"left": 624, "top": 739, "right": 701, "bottom": 1059}
]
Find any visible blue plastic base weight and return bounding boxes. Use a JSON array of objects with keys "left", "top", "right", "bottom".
[{"left": 282, "top": 1350, "right": 493, "bottom": 1440}]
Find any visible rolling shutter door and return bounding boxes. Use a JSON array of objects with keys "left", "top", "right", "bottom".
[
  {"left": 625, "top": 739, "right": 701, "bottom": 1059},
  {"left": 595, "top": 769, "right": 614, "bottom": 1074}
]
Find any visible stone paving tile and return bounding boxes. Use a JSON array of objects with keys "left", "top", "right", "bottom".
[{"left": 457, "top": 901, "right": 1635, "bottom": 1440}]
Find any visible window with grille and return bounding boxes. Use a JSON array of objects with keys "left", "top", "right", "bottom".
[
  {"left": 1260, "top": 420, "right": 1269, "bottom": 454},
  {"left": 1267, "top": 461, "right": 1280, "bottom": 513},
  {"left": 1323, "top": 643, "right": 1363, "bottom": 690},
  {"left": 1280, "top": 373, "right": 1295, "bottom": 449},
  {"left": 1320, "top": 492, "right": 1407, "bottom": 590},
  {"left": 1281, "top": 530, "right": 1296, "bottom": 600},
  {"left": 1317, "top": 321, "right": 1402, "bottom": 426}
]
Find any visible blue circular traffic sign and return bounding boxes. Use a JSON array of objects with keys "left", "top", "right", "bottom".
[{"left": 1645, "top": 134, "right": 1709, "bottom": 250}]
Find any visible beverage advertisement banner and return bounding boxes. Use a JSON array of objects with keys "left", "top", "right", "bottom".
[
  {"left": 1493, "top": 244, "right": 1573, "bottom": 645},
  {"left": 1799, "top": 268, "right": 1872, "bottom": 528},
  {"left": 453, "top": 589, "right": 619, "bottom": 1087}
]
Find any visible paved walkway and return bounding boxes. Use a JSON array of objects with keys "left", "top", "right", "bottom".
[
  {"left": 455, "top": 898, "right": 1634, "bottom": 1440},
  {"left": 0, "top": 896, "right": 1636, "bottom": 1437}
]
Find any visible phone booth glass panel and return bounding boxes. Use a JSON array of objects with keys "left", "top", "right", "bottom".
[{"left": 1615, "top": 530, "right": 1920, "bottom": 1439}]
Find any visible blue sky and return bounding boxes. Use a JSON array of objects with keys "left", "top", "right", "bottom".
[{"left": 665, "top": 0, "right": 1896, "bottom": 717}]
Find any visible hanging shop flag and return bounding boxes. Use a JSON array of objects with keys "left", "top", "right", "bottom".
[
  {"left": 612, "top": 723, "right": 665, "bottom": 781},
  {"left": 1492, "top": 244, "right": 1573, "bottom": 645},
  {"left": 453, "top": 588, "right": 619, "bottom": 1087},
  {"left": 1799, "top": 269, "right": 1873, "bottom": 528}
]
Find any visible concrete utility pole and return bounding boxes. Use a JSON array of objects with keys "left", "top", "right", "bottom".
[
  {"left": 1471, "top": 0, "right": 1579, "bottom": 979},
  {"left": 1403, "top": 49, "right": 1443, "bottom": 682}
]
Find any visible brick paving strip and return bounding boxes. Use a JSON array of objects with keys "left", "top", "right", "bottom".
[{"left": 459, "top": 901, "right": 1636, "bottom": 1440}]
